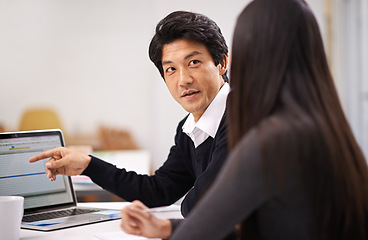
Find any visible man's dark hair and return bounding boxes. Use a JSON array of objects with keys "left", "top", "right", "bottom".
[{"left": 149, "top": 11, "right": 228, "bottom": 81}]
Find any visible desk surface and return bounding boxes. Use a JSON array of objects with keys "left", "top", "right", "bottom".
[{"left": 20, "top": 202, "right": 182, "bottom": 240}]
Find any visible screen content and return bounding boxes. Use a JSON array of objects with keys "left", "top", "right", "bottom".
[{"left": 0, "top": 134, "right": 74, "bottom": 209}]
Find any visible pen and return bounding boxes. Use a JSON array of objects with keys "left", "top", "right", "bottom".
[{"left": 143, "top": 208, "right": 179, "bottom": 213}]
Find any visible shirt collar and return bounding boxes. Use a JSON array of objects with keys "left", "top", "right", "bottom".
[{"left": 182, "top": 82, "right": 230, "bottom": 144}]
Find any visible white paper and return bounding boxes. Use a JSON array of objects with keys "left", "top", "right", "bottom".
[{"left": 95, "top": 231, "right": 160, "bottom": 240}]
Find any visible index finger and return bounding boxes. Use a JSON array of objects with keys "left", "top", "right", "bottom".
[
  {"left": 131, "top": 200, "right": 149, "bottom": 210},
  {"left": 29, "top": 147, "right": 63, "bottom": 163},
  {"left": 126, "top": 204, "right": 152, "bottom": 222},
  {"left": 121, "top": 201, "right": 147, "bottom": 220}
]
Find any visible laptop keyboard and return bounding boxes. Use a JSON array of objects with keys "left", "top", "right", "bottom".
[{"left": 22, "top": 208, "right": 99, "bottom": 222}]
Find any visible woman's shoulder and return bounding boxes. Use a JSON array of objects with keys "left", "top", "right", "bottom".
[
  {"left": 258, "top": 112, "right": 319, "bottom": 143},
  {"left": 238, "top": 115, "right": 295, "bottom": 148},
  {"left": 234, "top": 113, "right": 320, "bottom": 162}
]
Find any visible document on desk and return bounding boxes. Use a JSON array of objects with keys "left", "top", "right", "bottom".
[{"left": 95, "top": 231, "right": 160, "bottom": 240}]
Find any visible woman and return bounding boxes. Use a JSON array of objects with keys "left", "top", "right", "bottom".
[{"left": 121, "top": 0, "right": 368, "bottom": 239}]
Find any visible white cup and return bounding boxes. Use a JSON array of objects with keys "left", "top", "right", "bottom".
[{"left": 0, "top": 196, "right": 24, "bottom": 240}]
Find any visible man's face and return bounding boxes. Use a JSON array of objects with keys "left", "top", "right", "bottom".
[{"left": 162, "top": 39, "right": 226, "bottom": 121}]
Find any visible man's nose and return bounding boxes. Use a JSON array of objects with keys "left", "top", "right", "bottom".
[{"left": 178, "top": 69, "right": 193, "bottom": 86}]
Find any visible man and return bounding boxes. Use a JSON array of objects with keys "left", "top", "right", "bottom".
[{"left": 29, "top": 11, "right": 230, "bottom": 218}]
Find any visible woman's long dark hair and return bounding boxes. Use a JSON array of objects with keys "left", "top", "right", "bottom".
[{"left": 228, "top": 0, "right": 368, "bottom": 239}]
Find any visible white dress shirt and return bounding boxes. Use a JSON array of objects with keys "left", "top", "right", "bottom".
[{"left": 182, "top": 82, "right": 230, "bottom": 148}]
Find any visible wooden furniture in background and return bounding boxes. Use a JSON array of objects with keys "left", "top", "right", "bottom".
[{"left": 98, "top": 125, "right": 138, "bottom": 150}]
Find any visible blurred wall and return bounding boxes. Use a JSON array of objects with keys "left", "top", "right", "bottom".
[{"left": 1, "top": 0, "right": 365, "bottom": 169}]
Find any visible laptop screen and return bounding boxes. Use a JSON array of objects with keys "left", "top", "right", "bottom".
[{"left": 0, "top": 130, "right": 75, "bottom": 211}]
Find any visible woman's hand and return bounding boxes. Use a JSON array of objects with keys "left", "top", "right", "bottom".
[{"left": 121, "top": 200, "right": 172, "bottom": 239}]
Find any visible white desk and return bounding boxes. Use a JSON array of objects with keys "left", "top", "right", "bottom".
[{"left": 20, "top": 202, "right": 182, "bottom": 240}]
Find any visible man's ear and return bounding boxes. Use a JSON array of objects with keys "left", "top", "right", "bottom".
[{"left": 219, "top": 54, "right": 228, "bottom": 76}]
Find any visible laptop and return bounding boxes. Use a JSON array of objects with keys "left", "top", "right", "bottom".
[{"left": 0, "top": 129, "right": 121, "bottom": 231}]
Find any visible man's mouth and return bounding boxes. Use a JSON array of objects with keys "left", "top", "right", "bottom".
[{"left": 181, "top": 90, "right": 199, "bottom": 98}]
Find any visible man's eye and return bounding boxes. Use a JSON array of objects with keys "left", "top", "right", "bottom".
[
  {"left": 166, "top": 67, "right": 175, "bottom": 73},
  {"left": 189, "top": 60, "right": 200, "bottom": 66}
]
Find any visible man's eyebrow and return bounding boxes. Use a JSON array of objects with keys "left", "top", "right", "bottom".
[
  {"left": 162, "top": 51, "right": 202, "bottom": 66},
  {"left": 162, "top": 60, "right": 173, "bottom": 66},
  {"left": 185, "top": 51, "right": 202, "bottom": 60}
]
